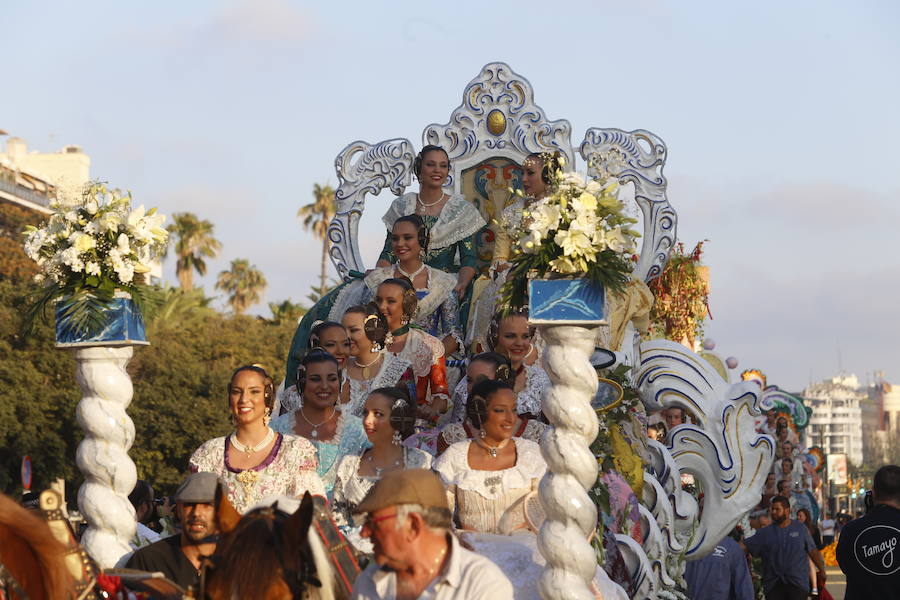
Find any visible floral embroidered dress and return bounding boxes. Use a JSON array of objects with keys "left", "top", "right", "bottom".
[
  {"left": 189, "top": 433, "right": 325, "bottom": 514},
  {"left": 331, "top": 446, "right": 433, "bottom": 554},
  {"left": 344, "top": 354, "right": 415, "bottom": 418},
  {"left": 269, "top": 410, "right": 369, "bottom": 497}
]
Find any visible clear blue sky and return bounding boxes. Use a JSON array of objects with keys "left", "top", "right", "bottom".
[{"left": 4, "top": 0, "right": 899, "bottom": 391}]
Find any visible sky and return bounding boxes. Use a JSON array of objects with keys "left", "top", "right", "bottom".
[{"left": 3, "top": 0, "right": 899, "bottom": 392}]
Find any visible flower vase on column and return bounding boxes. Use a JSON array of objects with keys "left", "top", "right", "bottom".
[{"left": 22, "top": 181, "right": 167, "bottom": 568}]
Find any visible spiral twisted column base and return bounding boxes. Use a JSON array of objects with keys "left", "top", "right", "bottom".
[
  {"left": 537, "top": 325, "right": 600, "bottom": 600},
  {"left": 73, "top": 346, "right": 138, "bottom": 568}
]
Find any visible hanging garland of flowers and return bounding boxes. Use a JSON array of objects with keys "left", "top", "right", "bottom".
[{"left": 648, "top": 240, "right": 711, "bottom": 345}]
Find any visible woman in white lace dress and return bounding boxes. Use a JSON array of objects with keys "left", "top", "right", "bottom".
[
  {"left": 269, "top": 350, "right": 368, "bottom": 498},
  {"left": 189, "top": 365, "right": 325, "bottom": 514},
  {"left": 434, "top": 379, "right": 626, "bottom": 600},
  {"left": 489, "top": 310, "right": 549, "bottom": 420},
  {"left": 332, "top": 387, "right": 432, "bottom": 555},
  {"left": 340, "top": 304, "right": 414, "bottom": 417},
  {"left": 438, "top": 352, "right": 547, "bottom": 454}
]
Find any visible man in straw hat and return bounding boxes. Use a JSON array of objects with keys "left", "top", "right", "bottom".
[{"left": 351, "top": 469, "right": 512, "bottom": 599}]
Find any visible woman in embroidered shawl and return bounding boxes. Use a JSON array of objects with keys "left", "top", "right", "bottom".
[
  {"left": 365, "top": 214, "right": 463, "bottom": 357},
  {"left": 332, "top": 387, "right": 432, "bottom": 555},
  {"left": 189, "top": 365, "right": 325, "bottom": 514},
  {"left": 340, "top": 303, "right": 415, "bottom": 417},
  {"left": 269, "top": 350, "right": 368, "bottom": 498}
]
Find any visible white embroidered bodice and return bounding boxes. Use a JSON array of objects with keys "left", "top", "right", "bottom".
[
  {"left": 382, "top": 193, "right": 486, "bottom": 250},
  {"left": 189, "top": 433, "right": 326, "bottom": 514},
  {"left": 433, "top": 439, "right": 546, "bottom": 535},
  {"left": 345, "top": 354, "right": 413, "bottom": 417}
]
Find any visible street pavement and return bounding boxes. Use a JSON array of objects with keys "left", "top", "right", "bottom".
[{"left": 825, "top": 567, "right": 845, "bottom": 600}]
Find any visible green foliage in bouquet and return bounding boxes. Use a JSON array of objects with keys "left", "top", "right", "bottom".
[
  {"left": 500, "top": 159, "right": 640, "bottom": 310},
  {"left": 21, "top": 182, "right": 168, "bottom": 336}
]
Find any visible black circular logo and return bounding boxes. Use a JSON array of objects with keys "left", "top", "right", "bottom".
[{"left": 853, "top": 525, "right": 900, "bottom": 575}]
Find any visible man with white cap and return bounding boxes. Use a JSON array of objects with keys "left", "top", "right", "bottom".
[
  {"left": 125, "top": 472, "right": 222, "bottom": 590},
  {"left": 351, "top": 469, "right": 513, "bottom": 599}
]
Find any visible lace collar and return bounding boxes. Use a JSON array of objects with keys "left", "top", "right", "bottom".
[
  {"left": 365, "top": 265, "right": 456, "bottom": 321},
  {"left": 382, "top": 193, "right": 486, "bottom": 250}
]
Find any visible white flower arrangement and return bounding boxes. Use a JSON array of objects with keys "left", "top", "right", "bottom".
[
  {"left": 500, "top": 155, "right": 640, "bottom": 308},
  {"left": 22, "top": 181, "right": 168, "bottom": 334}
]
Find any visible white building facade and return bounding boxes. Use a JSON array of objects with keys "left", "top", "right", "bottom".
[{"left": 804, "top": 373, "right": 865, "bottom": 466}]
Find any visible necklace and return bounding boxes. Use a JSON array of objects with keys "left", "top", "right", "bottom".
[
  {"left": 426, "top": 544, "right": 448, "bottom": 579},
  {"left": 416, "top": 192, "right": 444, "bottom": 208},
  {"left": 475, "top": 436, "right": 511, "bottom": 459},
  {"left": 230, "top": 427, "right": 275, "bottom": 458},
  {"left": 396, "top": 261, "right": 426, "bottom": 281},
  {"left": 299, "top": 406, "right": 336, "bottom": 439},
  {"left": 355, "top": 353, "right": 383, "bottom": 379},
  {"left": 366, "top": 449, "right": 403, "bottom": 478}
]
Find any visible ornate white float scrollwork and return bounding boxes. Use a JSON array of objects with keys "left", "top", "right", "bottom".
[
  {"left": 423, "top": 61, "right": 575, "bottom": 195},
  {"left": 635, "top": 340, "right": 774, "bottom": 559},
  {"left": 330, "top": 139, "right": 415, "bottom": 278},
  {"left": 579, "top": 128, "right": 676, "bottom": 283}
]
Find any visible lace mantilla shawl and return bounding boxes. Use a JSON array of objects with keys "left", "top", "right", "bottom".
[
  {"left": 382, "top": 193, "right": 486, "bottom": 250},
  {"left": 189, "top": 433, "right": 325, "bottom": 514},
  {"left": 333, "top": 447, "right": 434, "bottom": 517},
  {"left": 345, "top": 354, "right": 413, "bottom": 417},
  {"left": 269, "top": 411, "right": 369, "bottom": 494},
  {"left": 518, "top": 365, "right": 550, "bottom": 417},
  {"left": 433, "top": 438, "right": 546, "bottom": 501},
  {"left": 393, "top": 328, "right": 445, "bottom": 378}
]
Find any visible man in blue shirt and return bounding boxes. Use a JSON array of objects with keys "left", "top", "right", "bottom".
[
  {"left": 836, "top": 464, "right": 900, "bottom": 600},
  {"left": 744, "top": 495, "right": 826, "bottom": 600},
  {"left": 685, "top": 530, "right": 754, "bottom": 599}
]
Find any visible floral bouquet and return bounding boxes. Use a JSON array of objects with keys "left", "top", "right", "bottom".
[
  {"left": 500, "top": 157, "right": 640, "bottom": 309},
  {"left": 22, "top": 181, "right": 168, "bottom": 336}
]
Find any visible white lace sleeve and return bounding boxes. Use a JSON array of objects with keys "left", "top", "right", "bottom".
[
  {"left": 407, "top": 330, "right": 445, "bottom": 377},
  {"left": 189, "top": 437, "right": 225, "bottom": 473}
]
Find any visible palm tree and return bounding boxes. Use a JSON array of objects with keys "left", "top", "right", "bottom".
[
  {"left": 267, "top": 299, "right": 307, "bottom": 325},
  {"left": 297, "top": 183, "right": 336, "bottom": 299},
  {"left": 165, "top": 213, "right": 222, "bottom": 291},
  {"left": 215, "top": 259, "right": 267, "bottom": 314}
]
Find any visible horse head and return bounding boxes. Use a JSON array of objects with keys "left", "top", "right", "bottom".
[{"left": 205, "top": 492, "right": 336, "bottom": 600}]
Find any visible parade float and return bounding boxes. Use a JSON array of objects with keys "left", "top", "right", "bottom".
[{"left": 295, "top": 62, "right": 776, "bottom": 599}]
